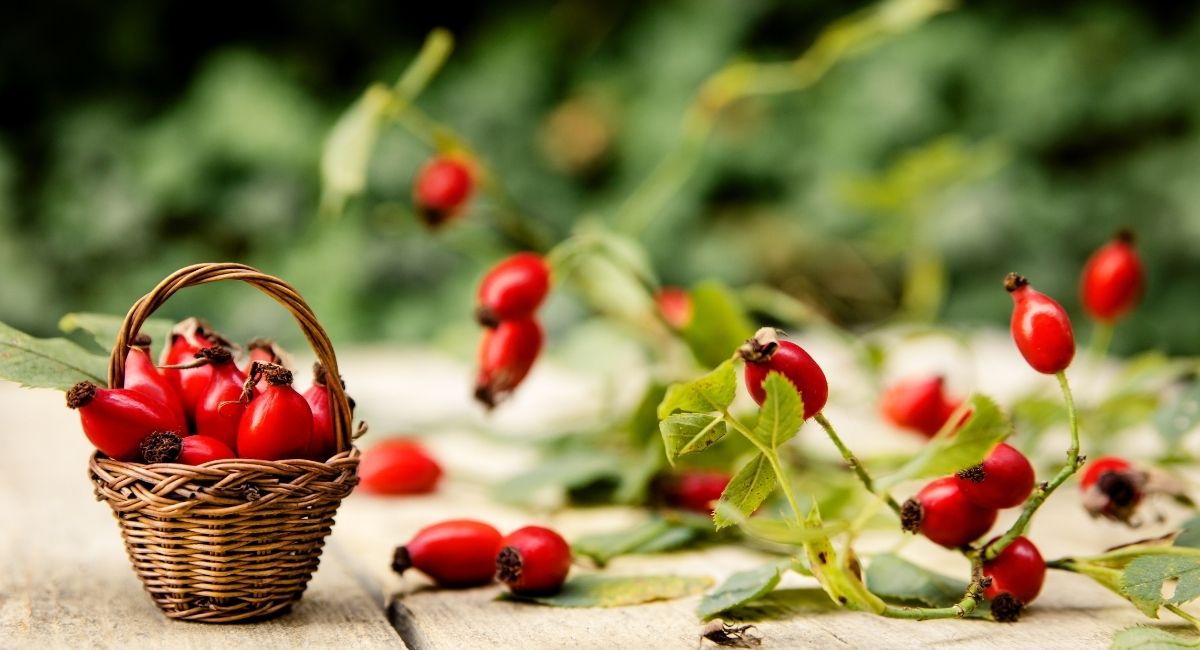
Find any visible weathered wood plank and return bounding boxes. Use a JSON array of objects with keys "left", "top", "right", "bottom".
[{"left": 0, "top": 384, "right": 405, "bottom": 649}]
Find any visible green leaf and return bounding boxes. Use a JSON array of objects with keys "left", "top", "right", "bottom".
[
  {"left": 1121, "top": 555, "right": 1200, "bottom": 617},
  {"left": 1110, "top": 626, "right": 1200, "bottom": 650},
  {"left": 748, "top": 372, "right": 804, "bottom": 450},
  {"left": 680, "top": 281, "right": 754, "bottom": 368},
  {"left": 865, "top": 554, "right": 968, "bottom": 608},
  {"left": 802, "top": 506, "right": 886, "bottom": 614},
  {"left": 720, "top": 588, "right": 840, "bottom": 621},
  {"left": 319, "top": 83, "right": 390, "bottom": 216},
  {"left": 500, "top": 574, "right": 712, "bottom": 608},
  {"left": 1176, "top": 517, "right": 1200, "bottom": 549},
  {"left": 59, "top": 312, "right": 174, "bottom": 360},
  {"left": 712, "top": 453, "right": 776, "bottom": 530},
  {"left": 573, "top": 519, "right": 701, "bottom": 568},
  {"left": 733, "top": 515, "right": 846, "bottom": 547},
  {"left": 697, "top": 563, "right": 785, "bottom": 620},
  {"left": 626, "top": 382, "right": 668, "bottom": 447},
  {"left": 881, "top": 395, "right": 1010, "bottom": 487},
  {"left": 657, "top": 360, "right": 736, "bottom": 419},
  {"left": 1156, "top": 378, "right": 1200, "bottom": 447},
  {"left": 660, "top": 413, "right": 728, "bottom": 464},
  {"left": 0, "top": 321, "right": 107, "bottom": 391}
]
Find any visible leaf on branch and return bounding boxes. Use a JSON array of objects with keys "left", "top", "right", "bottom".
[
  {"left": 749, "top": 372, "right": 805, "bottom": 450},
  {"left": 320, "top": 83, "right": 391, "bottom": 217},
  {"left": 1110, "top": 626, "right": 1200, "bottom": 649},
  {"left": 697, "top": 563, "right": 786, "bottom": 620},
  {"left": 712, "top": 453, "right": 776, "bottom": 530},
  {"left": 881, "top": 394, "right": 1010, "bottom": 487},
  {"left": 802, "top": 506, "right": 886, "bottom": 614},
  {"left": 573, "top": 519, "right": 702, "bottom": 568},
  {"left": 658, "top": 360, "right": 736, "bottom": 419},
  {"left": 865, "top": 554, "right": 968, "bottom": 608},
  {"left": 0, "top": 320, "right": 107, "bottom": 391},
  {"left": 731, "top": 513, "right": 845, "bottom": 549},
  {"left": 499, "top": 574, "right": 712, "bottom": 608},
  {"left": 1121, "top": 555, "right": 1200, "bottom": 617},
  {"left": 660, "top": 413, "right": 729, "bottom": 465},
  {"left": 59, "top": 312, "right": 174, "bottom": 360},
  {"left": 680, "top": 281, "right": 754, "bottom": 368}
]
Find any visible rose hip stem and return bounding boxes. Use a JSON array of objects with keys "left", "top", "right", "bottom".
[{"left": 813, "top": 412, "right": 903, "bottom": 517}]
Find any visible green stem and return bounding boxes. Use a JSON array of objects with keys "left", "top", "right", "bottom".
[
  {"left": 984, "top": 371, "right": 1083, "bottom": 560},
  {"left": 813, "top": 413, "right": 903, "bottom": 517},
  {"left": 393, "top": 29, "right": 454, "bottom": 100},
  {"left": 1166, "top": 604, "right": 1200, "bottom": 631},
  {"left": 722, "top": 410, "right": 804, "bottom": 524},
  {"left": 1088, "top": 323, "right": 1114, "bottom": 359},
  {"left": 881, "top": 565, "right": 987, "bottom": 621},
  {"left": 1061, "top": 545, "right": 1200, "bottom": 565}
]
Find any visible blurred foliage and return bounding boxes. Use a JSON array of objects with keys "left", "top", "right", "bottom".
[{"left": 2, "top": 1, "right": 1200, "bottom": 354}]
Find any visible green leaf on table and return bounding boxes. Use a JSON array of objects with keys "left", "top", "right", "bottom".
[
  {"left": 1110, "top": 626, "right": 1200, "bottom": 650},
  {"left": 59, "top": 312, "right": 174, "bottom": 360},
  {"left": 660, "top": 413, "right": 728, "bottom": 465},
  {"left": 680, "top": 281, "right": 754, "bottom": 368},
  {"left": 1155, "top": 378, "right": 1200, "bottom": 447},
  {"left": 1121, "top": 555, "right": 1200, "bottom": 617},
  {"left": 881, "top": 395, "right": 1010, "bottom": 487},
  {"left": 697, "top": 563, "right": 786, "bottom": 620},
  {"left": 712, "top": 453, "right": 776, "bottom": 530},
  {"left": 720, "top": 588, "right": 840, "bottom": 621},
  {"left": 658, "top": 360, "right": 736, "bottom": 419},
  {"left": 748, "top": 372, "right": 804, "bottom": 450},
  {"left": 1176, "top": 517, "right": 1200, "bottom": 549},
  {"left": 573, "top": 519, "right": 702, "bottom": 568},
  {"left": 500, "top": 574, "right": 712, "bottom": 608},
  {"left": 865, "top": 554, "right": 967, "bottom": 608},
  {"left": 0, "top": 321, "right": 107, "bottom": 391}
]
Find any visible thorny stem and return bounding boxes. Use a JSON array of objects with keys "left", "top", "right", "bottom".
[
  {"left": 813, "top": 412, "right": 903, "bottom": 517},
  {"left": 984, "top": 371, "right": 1083, "bottom": 560},
  {"left": 722, "top": 409, "right": 804, "bottom": 525}
]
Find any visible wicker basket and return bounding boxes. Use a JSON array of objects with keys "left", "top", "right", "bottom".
[{"left": 88, "top": 263, "right": 362, "bottom": 623}]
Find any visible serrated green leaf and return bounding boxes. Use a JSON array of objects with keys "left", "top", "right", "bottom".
[
  {"left": 881, "top": 394, "right": 1010, "bottom": 487},
  {"left": 748, "top": 372, "right": 804, "bottom": 450},
  {"left": 721, "top": 588, "right": 840, "bottom": 621},
  {"left": 59, "top": 312, "right": 174, "bottom": 361},
  {"left": 660, "top": 413, "right": 728, "bottom": 464},
  {"left": 1110, "top": 626, "right": 1200, "bottom": 650},
  {"left": 712, "top": 453, "right": 776, "bottom": 530},
  {"left": 0, "top": 321, "right": 107, "bottom": 391},
  {"left": 499, "top": 574, "right": 712, "bottom": 608},
  {"left": 1121, "top": 555, "right": 1200, "bottom": 617},
  {"left": 573, "top": 519, "right": 700, "bottom": 567},
  {"left": 680, "top": 281, "right": 754, "bottom": 368},
  {"left": 865, "top": 554, "right": 968, "bottom": 608},
  {"left": 657, "top": 360, "right": 736, "bottom": 419},
  {"left": 1177, "top": 517, "right": 1200, "bottom": 549},
  {"left": 802, "top": 505, "right": 886, "bottom": 614},
  {"left": 697, "top": 563, "right": 785, "bottom": 620},
  {"left": 1156, "top": 379, "right": 1200, "bottom": 447}
]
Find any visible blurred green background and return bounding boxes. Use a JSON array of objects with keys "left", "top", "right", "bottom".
[{"left": 2, "top": 0, "right": 1198, "bottom": 355}]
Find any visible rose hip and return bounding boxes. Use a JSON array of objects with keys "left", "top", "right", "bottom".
[
  {"left": 66, "top": 381, "right": 185, "bottom": 461},
  {"left": 392, "top": 520, "right": 502, "bottom": 587},
  {"left": 496, "top": 526, "right": 572, "bottom": 596},
  {"left": 475, "top": 253, "right": 551, "bottom": 327},
  {"left": 1005, "top": 273, "right": 1075, "bottom": 375},
  {"left": 901, "top": 477, "right": 997, "bottom": 548},
  {"left": 124, "top": 333, "right": 186, "bottom": 425},
  {"left": 194, "top": 347, "right": 248, "bottom": 450},
  {"left": 662, "top": 470, "right": 730, "bottom": 514},
  {"left": 655, "top": 287, "right": 693, "bottom": 330},
  {"left": 139, "top": 431, "right": 235, "bottom": 464},
  {"left": 359, "top": 439, "right": 442, "bottom": 495},
  {"left": 160, "top": 318, "right": 230, "bottom": 421},
  {"left": 1081, "top": 230, "right": 1144, "bottom": 324},
  {"left": 982, "top": 536, "right": 1046, "bottom": 622},
  {"left": 474, "top": 317, "right": 543, "bottom": 409},
  {"left": 880, "top": 376, "right": 958, "bottom": 438},
  {"left": 956, "top": 443, "right": 1035, "bottom": 509},
  {"left": 1080, "top": 455, "right": 1144, "bottom": 523},
  {"left": 236, "top": 364, "right": 313, "bottom": 461},
  {"left": 303, "top": 362, "right": 339, "bottom": 461},
  {"left": 414, "top": 156, "right": 473, "bottom": 226},
  {"left": 740, "top": 328, "right": 828, "bottom": 420}
]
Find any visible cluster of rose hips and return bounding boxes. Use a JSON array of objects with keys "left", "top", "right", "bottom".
[
  {"left": 413, "top": 156, "right": 475, "bottom": 227},
  {"left": 473, "top": 253, "right": 551, "bottom": 408},
  {"left": 67, "top": 318, "right": 343, "bottom": 465},
  {"left": 393, "top": 520, "right": 572, "bottom": 596}
]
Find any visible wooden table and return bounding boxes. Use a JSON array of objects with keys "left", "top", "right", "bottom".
[{"left": 0, "top": 348, "right": 1191, "bottom": 649}]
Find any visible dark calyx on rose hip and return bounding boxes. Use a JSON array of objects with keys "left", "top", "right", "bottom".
[
  {"left": 955, "top": 443, "right": 1036, "bottom": 509},
  {"left": 739, "top": 327, "right": 828, "bottom": 420},
  {"left": 67, "top": 381, "right": 185, "bottom": 461},
  {"left": 139, "top": 431, "right": 236, "bottom": 464},
  {"left": 1080, "top": 455, "right": 1145, "bottom": 523},
  {"left": 901, "top": 477, "right": 998, "bottom": 548},
  {"left": 496, "top": 526, "right": 572, "bottom": 595},
  {"left": 982, "top": 536, "right": 1046, "bottom": 622}
]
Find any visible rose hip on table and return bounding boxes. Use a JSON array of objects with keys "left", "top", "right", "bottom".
[
  {"left": 392, "top": 519, "right": 502, "bottom": 588},
  {"left": 359, "top": 439, "right": 442, "bottom": 495},
  {"left": 496, "top": 526, "right": 572, "bottom": 596}
]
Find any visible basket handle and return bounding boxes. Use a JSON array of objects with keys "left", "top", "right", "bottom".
[{"left": 107, "top": 262, "right": 355, "bottom": 454}]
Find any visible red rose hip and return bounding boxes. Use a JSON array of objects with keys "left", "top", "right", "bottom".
[
  {"left": 474, "top": 317, "right": 543, "bottom": 409},
  {"left": 740, "top": 328, "right": 828, "bottom": 419},
  {"left": 124, "top": 333, "right": 186, "bottom": 425},
  {"left": 1081, "top": 230, "right": 1144, "bottom": 324},
  {"left": 139, "top": 431, "right": 236, "bottom": 464},
  {"left": 1005, "top": 273, "right": 1075, "bottom": 374},
  {"left": 236, "top": 364, "right": 313, "bottom": 461},
  {"left": 956, "top": 443, "right": 1036, "bottom": 509},
  {"left": 1080, "top": 455, "right": 1144, "bottom": 523},
  {"left": 66, "top": 381, "right": 186, "bottom": 461},
  {"left": 655, "top": 287, "right": 693, "bottom": 330},
  {"left": 901, "top": 476, "right": 997, "bottom": 548},
  {"left": 414, "top": 156, "right": 473, "bottom": 226},
  {"left": 982, "top": 536, "right": 1046, "bottom": 621},
  {"left": 359, "top": 439, "right": 443, "bottom": 495},
  {"left": 160, "top": 318, "right": 230, "bottom": 421},
  {"left": 496, "top": 526, "right": 572, "bottom": 595},
  {"left": 662, "top": 470, "right": 731, "bottom": 514},
  {"left": 393, "top": 519, "right": 503, "bottom": 587},
  {"left": 880, "top": 376, "right": 956, "bottom": 438},
  {"left": 193, "top": 347, "right": 249, "bottom": 450},
  {"left": 476, "top": 253, "right": 551, "bottom": 327}
]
